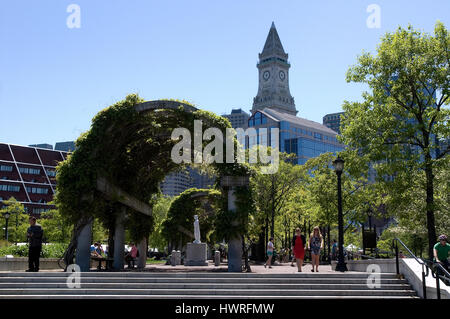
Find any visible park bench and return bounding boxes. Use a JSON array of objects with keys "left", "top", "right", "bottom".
[{"left": 91, "top": 256, "right": 114, "bottom": 270}]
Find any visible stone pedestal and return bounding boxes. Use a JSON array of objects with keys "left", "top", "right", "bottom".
[
  {"left": 171, "top": 250, "right": 181, "bottom": 266},
  {"left": 184, "top": 243, "right": 207, "bottom": 266}
]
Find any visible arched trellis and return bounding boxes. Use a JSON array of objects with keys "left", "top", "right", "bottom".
[
  {"left": 56, "top": 95, "right": 251, "bottom": 272},
  {"left": 162, "top": 188, "right": 221, "bottom": 252}
]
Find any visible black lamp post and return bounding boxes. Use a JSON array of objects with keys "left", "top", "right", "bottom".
[
  {"left": 3, "top": 212, "right": 10, "bottom": 241},
  {"left": 333, "top": 156, "right": 347, "bottom": 272}
]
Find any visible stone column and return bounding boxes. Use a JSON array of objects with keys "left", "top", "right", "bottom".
[
  {"left": 113, "top": 207, "right": 126, "bottom": 270},
  {"left": 137, "top": 237, "right": 147, "bottom": 269},
  {"left": 220, "top": 176, "right": 249, "bottom": 273},
  {"left": 75, "top": 218, "right": 93, "bottom": 272},
  {"left": 227, "top": 187, "right": 242, "bottom": 272},
  {"left": 214, "top": 251, "right": 221, "bottom": 266}
]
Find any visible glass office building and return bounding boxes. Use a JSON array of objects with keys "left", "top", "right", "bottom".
[{"left": 247, "top": 108, "right": 345, "bottom": 165}]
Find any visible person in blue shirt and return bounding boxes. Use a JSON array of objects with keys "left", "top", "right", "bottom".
[{"left": 331, "top": 239, "right": 338, "bottom": 261}]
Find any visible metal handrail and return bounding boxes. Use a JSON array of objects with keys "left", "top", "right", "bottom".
[
  {"left": 393, "top": 237, "right": 428, "bottom": 269},
  {"left": 424, "top": 258, "right": 450, "bottom": 284},
  {"left": 393, "top": 237, "right": 448, "bottom": 299}
]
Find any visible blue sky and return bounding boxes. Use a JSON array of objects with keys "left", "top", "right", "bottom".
[{"left": 1, "top": 0, "right": 449, "bottom": 147}]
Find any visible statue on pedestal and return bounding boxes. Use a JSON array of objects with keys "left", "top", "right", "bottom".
[
  {"left": 193, "top": 215, "right": 201, "bottom": 244},
  {"left": 185, "top": 215, "right": 207, "bottom": 266}
]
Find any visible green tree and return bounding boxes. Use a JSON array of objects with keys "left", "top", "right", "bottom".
[
  {"left": 39, "top": 208, "right": 73, "bottom": 243},
  {"left": 0, "top": 197, "right": 28, "bottom": 244},
  {"left": 148, "top": 195, "right": 173, "bottom": 252},
  {"left": 304, "top": 153, "right": 378, "bottom": 229},
  {"left": 302, "top": 152, "right": 381, "bottom": 256},
  {"left": 162, "top": 188, "right": 221, "bottom": 249},
  {"left": 341, "top": 22, "right": 450, "bottom": 260},
  {"left": 251, "top": 151, "right": 304, "bottom": 240}
]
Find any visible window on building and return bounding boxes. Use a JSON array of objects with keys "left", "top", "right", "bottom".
[
  {"left": 32, "top": 208, "right": 48, "bottom": 215},
  {"left": 46, "top": 170, "right": 56, "bottom": 177},
  {"left": 19, "top": 167, "right": 40, "bottom": 175},
  {"left": 261, "top": 115, "right": 267, "bottom": 124},
  {"left": 0, "top": 184, "right": 20, "bottom": 192},
  {"left": 0, "top": 165, "right": 13, "bottom": 172},
  {"left": 26, "top": 187, "right": 49, "bottom": 194}
]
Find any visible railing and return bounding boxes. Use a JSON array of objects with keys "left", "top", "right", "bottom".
[
  {"left": 426, "top": 259, "right": 450, "bottom": 299},
  {"left": 393, "top": 237, "right": 450, "bottom": 299}
]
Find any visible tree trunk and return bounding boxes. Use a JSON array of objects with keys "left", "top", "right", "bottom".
[
  {"left": 425, "top": 160, "right": 436, "bottom": 261},
  {"left": 265, "top": 217, "right": 268, "bottom": 245},
  {"left": 242, "top": 235, "right": 251, "bottom": 272},
  {"left": 308, "top": 221, "right": 311, "bottom": 238},
  {"left": 270, "top": 180, "right": 275, "bottom": 239},
  {"left": 327, "top": 226, "right": 331, "bottom": 263}
]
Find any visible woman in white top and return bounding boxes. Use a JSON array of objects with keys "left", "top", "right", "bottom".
[{"left": 264, "top": 237, "right": 274, "bottom": 269}]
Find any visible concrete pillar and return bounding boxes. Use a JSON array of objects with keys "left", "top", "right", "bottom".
[
  {"left": 113, "top": 208, "right": 126, "bottom": 270},
  {"left": 75, "top": 218, "right": 93, "bottom": 272},
  {"left": 227, "top": 187, "right": 242, "bottom": 272},
  {"left": 176, "top": 250, "right": 181, "bottom": 265},
  {"left": 137, "top": 237, "right": 147, "bottom": 269},
  {"left": 214, "top": 251, "right": 221, "bottom": 266},
  {"left": 170, "top": 250, "right": 176, "bottom": 266}
]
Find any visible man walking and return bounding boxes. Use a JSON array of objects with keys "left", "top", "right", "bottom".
[
  {"left": 434, "top": 234, "right": 450, "bottom": 272},
  {"left": 27, "top": 216, "right": 44, "bottom": 272}
]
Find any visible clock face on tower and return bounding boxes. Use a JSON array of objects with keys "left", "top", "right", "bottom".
[
  {"left": 279, "top": 70, "right": 286, "bottom": 81},
  {"left": 263, "top": 70, "right": 270, "bottom": 81}
]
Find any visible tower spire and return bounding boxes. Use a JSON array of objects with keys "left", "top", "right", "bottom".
[
  {"left": 252, "top": 23, "right": 297, "bottom": 115},
  {"left": 260, "top": 22, "right": 287, "bottom": 60}
]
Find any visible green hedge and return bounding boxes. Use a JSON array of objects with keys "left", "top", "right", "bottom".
[{"left": 0, "top": 243, "right": 68, "bottom": 258}]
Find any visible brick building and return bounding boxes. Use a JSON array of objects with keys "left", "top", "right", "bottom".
[{"left": 0, "top": 143, "right": 69, "bottom": 216}]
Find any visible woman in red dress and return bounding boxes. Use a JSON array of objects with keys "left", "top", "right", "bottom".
[{"left": 291, "top": 228, "right": 306, "bottom": 272}]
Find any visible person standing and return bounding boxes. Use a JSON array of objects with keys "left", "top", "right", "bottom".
[
  {"left": 125, "top": 242, "right": 139, "bottom": 269},
  {"left": 292, "top": 228, "right": 306, "bottom": 272},
  {"left": 309, "top": 226, "right": 323, "bottom": 272},
  {"left": 26, "top": 216, "right": 44, "bottom": 272},
  {"left": 264, "top": 237, "right": 274, "bottom": 269},
  {"left": 331, "top": 239, "right": 338, "bottom": 261}
]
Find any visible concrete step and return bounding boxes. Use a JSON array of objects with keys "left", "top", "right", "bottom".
[
  {"left": 0, "top": 271, "right": 417, "bottom": 298},
  {"left": 0, "top": 277, "right": 409, "bottom": 285},
  {"left": 0, "top": 272, "right": 400, "bottom": 279},
  {"left": 0, "top": 288, "right": 417, "bottom": 296},
  {"left": 0, "top": 295, "right": 420, "bottom": 299},
  {"left": 0, "top": 282, "right": 413, "bottom": 290}
]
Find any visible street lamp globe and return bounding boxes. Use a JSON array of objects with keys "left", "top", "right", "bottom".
[
  {"left": 333, "top": 156, "right": 344, "bottom": 174},
  {"left": 4, "top": 212, "right": 10, "bottom": 220}
]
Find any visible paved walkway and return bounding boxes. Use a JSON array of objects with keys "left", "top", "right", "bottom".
[
  {"left": 135, "top": 261, "right": 336, "bottom": 273},
  {"left": 1, "top": 261, "right": 344, "bottom": 273}
]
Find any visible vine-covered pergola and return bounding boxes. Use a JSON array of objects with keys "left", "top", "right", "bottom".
[{"left": 55, "top": 94, "right": 252, "bottom": 272}]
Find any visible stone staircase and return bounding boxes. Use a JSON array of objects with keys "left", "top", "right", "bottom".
[{"left": 0, "top": 271, "right": 418, "bottom": 299}]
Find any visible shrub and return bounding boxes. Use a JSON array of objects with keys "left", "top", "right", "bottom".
[{"left": 0, "top": 243, "right": 68, "bottom": 258}]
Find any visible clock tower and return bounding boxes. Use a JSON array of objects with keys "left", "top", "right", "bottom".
[{"left": 252, "top": 22, "right": 297, "bottom": 115}]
